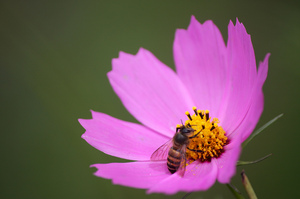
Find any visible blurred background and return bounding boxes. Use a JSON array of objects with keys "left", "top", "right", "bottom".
[{"left": 1, "top": 0, "right": 299, "bottom": 198}]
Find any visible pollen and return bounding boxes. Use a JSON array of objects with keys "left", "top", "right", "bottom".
[{"left": 184, "top": 107, "right": 228, "bottom": 162}]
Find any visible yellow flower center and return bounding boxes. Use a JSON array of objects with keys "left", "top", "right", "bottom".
[{"left": 184, "top": 106, "right": 228, "bottom": 162}]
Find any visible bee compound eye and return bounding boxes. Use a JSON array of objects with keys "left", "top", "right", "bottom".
[
  {"left": 182, "top": 128, "right": 194, "bottom": 135},
  {"left": 181, "top": 128, "right": 189, "bottom": 134}
]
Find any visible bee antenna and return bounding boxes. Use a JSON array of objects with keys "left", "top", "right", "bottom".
[{"left": 180, "top": 119, "right": 184, "bottom": 126}]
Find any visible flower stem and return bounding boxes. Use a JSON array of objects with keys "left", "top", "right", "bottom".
[
  {"left": 226, "top": 184, "right": 245, "bottom": 199},
  {"left": 181, "top": 192, "right": 192, "bottom": 199},
  {"left": 241, "top": 170, "right": 257, "bottom": 199}
]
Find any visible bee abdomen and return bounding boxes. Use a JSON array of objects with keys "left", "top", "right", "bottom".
[{"left": 167, "top": 148, "right": 182, "bottom": 174}]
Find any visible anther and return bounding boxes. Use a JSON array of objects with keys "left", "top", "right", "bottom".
[
  {"left": 210, "top": 122, "right": 215, "bottom": 131},
  {"left": 192, "top": 106, "right": 198, "bottom": 115},
  {"left": 176, "top": 124, "right": 181, "bottom": 132},
  {"left": 205, "top": 110, "right": 209, "bottom": 121},
  {"left": 199, "top": 111, "right": 204, "bottom": 119},
  {"left": 185, "top": 111, "right": 192, "bottom": 120}
]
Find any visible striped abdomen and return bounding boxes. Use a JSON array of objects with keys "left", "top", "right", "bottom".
[{"left": 167, "top": 146, "right": 182, "bottom": 174}]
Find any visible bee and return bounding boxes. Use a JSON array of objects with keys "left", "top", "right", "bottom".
[{"left": 151, "top": 124, "right": 202, "bottom": 176}]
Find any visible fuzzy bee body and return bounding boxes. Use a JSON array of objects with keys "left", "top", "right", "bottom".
[
  {"left": 151, "top": 125, "right": 202, "bottom": 176},
  {"left": 167, "top": 146, "right": 184, "bottom": 174}
]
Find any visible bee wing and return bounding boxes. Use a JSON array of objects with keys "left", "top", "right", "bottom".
[
  {"left": 176, "top": 146, "right": 187, "bottom": 177},
  {"left": 150, "top": 139, "right": 173, "bottom": 161}
]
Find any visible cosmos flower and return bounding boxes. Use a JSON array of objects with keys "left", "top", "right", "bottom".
[{"left": 79, "top": 16, "right": 270, "bottom": 194}]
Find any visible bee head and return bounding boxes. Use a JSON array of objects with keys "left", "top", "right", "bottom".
[
  {"left": 174, "top": 125, "right": 194, "bottom": 145},
  {"left": 181, "top": 126, "right": 194, "bottom": 134}
]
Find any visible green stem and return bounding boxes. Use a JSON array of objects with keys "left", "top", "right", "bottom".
[
  {"left": 241, "top": 170, "right": 257, "bottom": 199},
  {"left": 226, "top": 184, "right": 245, "bottom": 199}
]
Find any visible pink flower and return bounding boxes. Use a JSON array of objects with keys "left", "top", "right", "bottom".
[{"left": 79, "top": 16, "right": 269, "bottom": 194}]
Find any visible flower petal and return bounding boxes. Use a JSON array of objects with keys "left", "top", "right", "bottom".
[
  {"left": 235, "top": 53, "right": 270, "bottom": 142},
  {"left": 108, "top": 48, "right": 195, "bottom": 137},
  {"left": 79, "top": 111, "right": 169, "bottom": 160},
  {"left": 173, "top": 16, "right": 227, "bottom": 117},
  {"left": 219, "top": 19, "right": 258, "bottom": 134},
  {"left": 147, "top": 161, "right": 218, "bottom": 194},
  {"left": 213, "top": 133, "right": 242, "bottom": 183},
  {"left": 91, "top": 161, "right": 170, "bottom": 189}
]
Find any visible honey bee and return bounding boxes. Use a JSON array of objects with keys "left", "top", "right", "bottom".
[{"left": 151, "top": 124, "right": 202, "bottom": 176}]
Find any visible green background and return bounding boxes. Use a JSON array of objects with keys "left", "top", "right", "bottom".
[{"left": 1, "top": 1, "right": 299, "bottom": 198}]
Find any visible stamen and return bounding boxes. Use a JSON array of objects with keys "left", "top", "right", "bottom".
[
  {"left": 205, "top": 110, "right": 209, "bottom": 121},
  {"left": 210, "top": 122, "right": 215, "bottom": 131},
  {"left": 192, "top": 106, "right": 198, "bottom": 115},
  {"left": 185, "top": 111, "right": 192, "bottom": 121},
  {"left": 199, "top": 110, "right": 204, "bottom": 119},
  {"left": 176, "top": 124, "right": 181, "bottom": 132}
]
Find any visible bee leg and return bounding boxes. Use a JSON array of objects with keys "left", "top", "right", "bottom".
[
  {"left": 189, "top": 129, "right": 202, "bottom": 139},
  {"left": 187, "top": 147, "right": 203, "bottom": 152}
]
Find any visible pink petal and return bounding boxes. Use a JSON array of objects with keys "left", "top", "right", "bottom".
[
  {"left": 147, "top": 161, "right": 218, "bottom": 194},
  {"left": 173, "top": 16, "right": 227, "bottom": 118},
  {"left": 219, "top": 19, "right": 258, "bottom": 135},
  {"left": 79, "top": 111, "right": 169, "bottom": 160},
  {"left": 108, "top": 48, "right": 195, "bottom": 138},
  {"left": 235, "top": 53, "right": 270, "bottom": 141},
  {"left": 213, "top": 133, "right": 242, "bottom": 183},
  {"left": 92, "top": 161, "right": 170, "bottom": 189}
]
